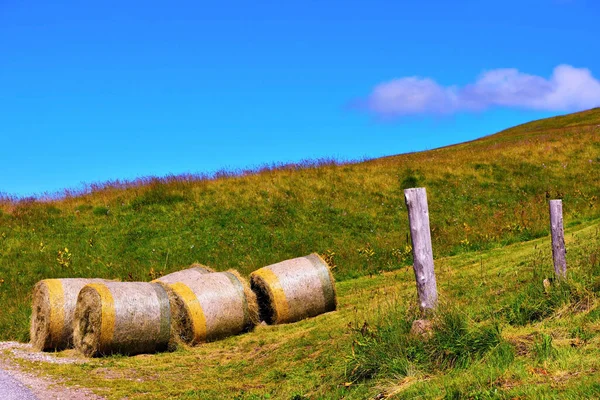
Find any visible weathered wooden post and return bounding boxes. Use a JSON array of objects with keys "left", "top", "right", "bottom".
[
  {"left": 404, "top": 187, "right": 438, "bottom": 311},
  {"left": 549, "top": 199, "right": 567, "bottom": 278}
]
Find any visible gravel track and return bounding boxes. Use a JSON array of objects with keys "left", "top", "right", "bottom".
[
  {"left": 0, "top": 342, "right": 104, "bottom": 400},
  {"left": 0, "top": 368, "right": 38, "bottom": 399}
]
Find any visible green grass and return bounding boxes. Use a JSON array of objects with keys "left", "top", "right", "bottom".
[
  {"left": 346, "top": 304, "right": 504, "bottom": 381},
  {"left": 1, "top": 108, "right": 600, "bottom": 398},
  {"left": 1, "top": 108, "right": 600, "bottom": 340},
  {"left": 5, "top": 217, "right": 600, "bottom": 399}
]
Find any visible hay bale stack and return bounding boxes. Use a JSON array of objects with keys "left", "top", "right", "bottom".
[
  {"left": 153, "top": 263, "right": 213, "bottom": 285},
  {"left": 30, "top": 278, "right": 110, "bottom": 351},
  {"left": 73, "top": 282, "right": 171, "bottom": 357},
  {"left": 156, "top": 269, "right": 258, "bottom": 345},
  {"left": 250, "top": 253, "right": 337, "bottom": 325}
]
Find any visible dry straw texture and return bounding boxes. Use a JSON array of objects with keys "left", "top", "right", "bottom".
[
  {"left": 30, "top": 278, "right": 111, "bottom": 351},
  {"left": 250, "top": 253, "right": 337, "bottom": 325},
  {"left": 155, "top": 268, "right": 258, "bottom": 345},
  {"left": 73, "top": 282, "right": 171, "bottom": 357},
  {"left": 153, "top": 263, "right": 214, "bottom": 285}
]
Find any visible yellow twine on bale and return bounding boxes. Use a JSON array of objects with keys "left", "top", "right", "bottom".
[
  {"left": 169, "top": 282, "right": 207, "bottom": 343},
  {"left": 251, "top": 268, "right": 290, "bottom": 323},
  {"left": 86, "top": 283, "right": 116, "bottom": 352},
  {"left": 45, "top": 279, "right": 65, "bottom": 348},
  {"left": 32, "top": 278, "right": 115, "bottom": 351}
]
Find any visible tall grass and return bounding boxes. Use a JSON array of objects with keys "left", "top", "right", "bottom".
[{"left": 346, "top": 303, "right": 504, "bottom": 382}]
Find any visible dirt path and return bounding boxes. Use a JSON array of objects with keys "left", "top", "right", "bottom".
[
  {"left": 0, "top": 342, "right": 104, "bottom": 400},
  {"left": 0, "top": 368, "right": 38, "bottom": 399}
]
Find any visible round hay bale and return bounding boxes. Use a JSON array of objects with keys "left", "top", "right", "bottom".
[
  {"left": 30, "top": 278, "right": 110, "bottom": 351},
  {"left": 157, "top": 270, "right": 258, "bottom": 345},
  {"left": 73, "top": 282, "right": 171, "bottom": 357},
  {"left": 250, "top": 253, "right": 337, "bottom": 325},
  {"left": 152, "top": 264, "right": 214, "bottom": 285}
]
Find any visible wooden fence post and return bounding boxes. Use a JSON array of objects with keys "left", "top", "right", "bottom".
[
  {"left": 404, "top": 187, "right": 438, "bottom": 311},
  {"left": 549, "top": 199, "right": 567, "bottom": 278}
]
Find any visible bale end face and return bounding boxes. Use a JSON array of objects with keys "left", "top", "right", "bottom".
[
  {"left": 30, "top": 281, "right": 54, "bottom": 351},
  {"left": 72, "top": 285, "right": 103, "bottom": 357},
  {"left": 250, "top": 273, "right": 278, "bottom": 325}
]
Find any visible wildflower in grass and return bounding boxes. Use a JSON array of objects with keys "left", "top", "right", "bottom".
[
  {"left": 358, "top": 245, "right": 375, "bottom": 259},
  {"left": 56, "top": 247, "right": 72, "bottom": 269},
  {"left": 358, "top": 244, "right": 378, "bottom": 276},
  {"left": 392, "top": 245, "right": 412, "bottom": 262}
]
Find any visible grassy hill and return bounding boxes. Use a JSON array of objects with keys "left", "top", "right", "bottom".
[
  {"left": 1, "top": 108, "right": 600, "bottom": 398},
  {"left": 12, "top": 218, "right": 600, "bottom": 399}
]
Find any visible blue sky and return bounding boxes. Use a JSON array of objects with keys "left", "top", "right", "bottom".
[{"left": 1, "top": 0, "right": 599, "bottom": 197}]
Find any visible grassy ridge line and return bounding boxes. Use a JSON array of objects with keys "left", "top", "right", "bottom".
[
  {"left": 0, "top": 158, "right": 349, "bottom": 203},
  {"left": 8, "top": 218, "right": 600, "bottom": 399},
  {"left": 371, "top": 107, "right": 600, "bottom": 160},
  {"left": 1, "top": 109, "right": 600, "bottom": 341}
]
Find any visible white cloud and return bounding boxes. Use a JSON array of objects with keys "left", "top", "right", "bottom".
[{"left": 360, "top": 65, "right": 600, "bottom": 117}]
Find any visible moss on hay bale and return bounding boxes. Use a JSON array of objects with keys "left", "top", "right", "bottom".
[
  {"left": 250, "top": 253, "right": 337, "bottom": 325},
  {"left": 156, "top": 268, "right": 258, "bottom": 345},
  {"left": 30, "top": 278, "right": 111, "bottom": 351},
  {"left": 73, "top": 281, "right": 172, "bottom": 357}
]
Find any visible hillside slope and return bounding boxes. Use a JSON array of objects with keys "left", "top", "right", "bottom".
[
  {"left": 5, "top": 216, "right": 600, "bottom": 399},
  {"left": 1, "top": 108, "right": 600, "bottom": 341}
]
